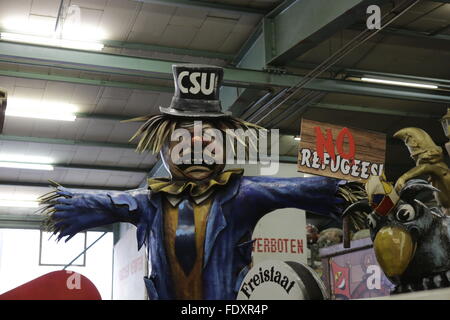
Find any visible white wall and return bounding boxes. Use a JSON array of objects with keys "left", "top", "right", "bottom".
[
  {"left": 0, "top": 229, "right": 113, "bottom": 299},
  {"left": 112, "top": 226, "right": 147, "bottom": 300}
]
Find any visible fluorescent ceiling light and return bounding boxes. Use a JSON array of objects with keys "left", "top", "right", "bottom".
[
  {"left": 0, "top": 194, "right": 39, "bottom": 208},
  {"left": 0, "top": 155, "right": 53, "bottom": 163},
  {"left": 3, "top": 16, "right": 106, "bottom": 40},
  {"left": 6, "top": 98, "right": 77, "bottom": 121},
  {"left": 0, "top": 199, "right": 39, "bottom": 208},
  {"left": 1, "top": 32, "right": 104, "bottom": 51},
  {"left": 294, "top": 136, "right": 301, "bottom": 141},
  {"left": 0, "top": 162, "right": 54, "bottom": 171},
  {"left": 62, "top": 25, "right": 106, "bottom": 42},
  {"left": 2, "top": 16, "right": 105, "bottom": 47},
  {"left": 3, "top": 16, "right": 55, "bottom": 36},
  {"left": 361, "top": 77, "right": 438, "bottom": 90},
  {"left": 0, "top": 154, "right": 54, "bottom": 171}
]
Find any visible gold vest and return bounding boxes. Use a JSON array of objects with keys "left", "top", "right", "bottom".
[{"left": 148, "top": 169, "right": 243, "bottom": 299}]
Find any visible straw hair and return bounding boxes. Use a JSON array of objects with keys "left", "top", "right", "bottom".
[{"left": 124, "top": 114, "right": 265, "bottom": 154}]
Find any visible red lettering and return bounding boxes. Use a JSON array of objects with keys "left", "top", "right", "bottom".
[
  {"left": 255, "top": 238, "right": 306, "bottom": 254},
  {"left": 315, "top": 126, "right": 335, "bottom": 163},
  {"left": 264, "top": 238, "right": 270, "bottom": 252},
  {"left": 254, "top": 238, "right": 262, "bottom": 252},
  {"left": 290, "top": 239, "right": 296, "bottom": 254},
  {"left": 336, "top": 127, "right": 355, "bottom": 162},
  {"left": 277, "top": 239, "right": 283, "bottom": 253},
  {"left": 271, "top": 238, "right": 276, "bottom": 252},
  {"left": 297, "top": 239, "right": 304, "bottom": 254}
]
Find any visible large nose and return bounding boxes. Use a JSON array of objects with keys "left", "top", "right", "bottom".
[
  {"left": 191, "top": 134, "right": 208, "bottom": 148},
  {"left": 373, "top": 226, "right": 416, "bottom": 277},
  {"left": 192, "top": 134, "right": 202, "bottom": 144}
]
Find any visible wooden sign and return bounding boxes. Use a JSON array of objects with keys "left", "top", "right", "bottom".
[{"left": 297, "top": 119, "right": 386, "bottom": 182}]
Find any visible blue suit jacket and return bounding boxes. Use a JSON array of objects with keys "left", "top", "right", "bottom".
[{"left": 52, "top": 175, "right": 342, "bottom": 300}]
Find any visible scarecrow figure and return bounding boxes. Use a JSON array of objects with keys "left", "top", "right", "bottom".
[{"left": 40, "top": 65, "right": 360, "bottom": 300}]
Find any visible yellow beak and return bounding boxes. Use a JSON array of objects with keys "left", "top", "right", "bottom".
[{"left": 373, "top": 226, "right": 416, "bottom": 277}]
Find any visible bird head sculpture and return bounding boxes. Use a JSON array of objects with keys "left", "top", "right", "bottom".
[
  {"left": 369, "top": 178, "right": 450, "bottom": 293},
  {"left": 392, "top": 127, "right": 450, "bottom": 211},
  {"left": 393, "top": 128, "right": 444, "bottom": 166}
]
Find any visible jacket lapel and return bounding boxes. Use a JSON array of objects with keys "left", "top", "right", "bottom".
[
  {"left": 147, "top": 192, "right": 175, "bottom": 298},
  {"left": 203, "top": 175, "right": 242, "bottom": 268},
  {"left": 148, "top": 192, "right": 166, "bottom": 264}
]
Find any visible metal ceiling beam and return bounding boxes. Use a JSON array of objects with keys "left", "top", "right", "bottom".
[
  {"left": 312, "top": 103, "right": 442, "bottom": 119},
  {"left": 75, "top": 113, "right": 129, "bottom": 121},
  {"left": 0, "top": 23, "right": 234, "bottom": 62},
  {"left": 132, "top": 0, "right": 267, "bottom": 15},
  {"left": 0, "top": 180, "right": 131, "bottom": 191},
  {"left": 223, "top": 0, "right": 393, "bottom": 113},
  {"left": 0, "top": 213, "right": 113, "bottom": 230},
  {"left": 53, "top": 163, "right": 149, "bottom": 173},
  {"left": 0, "top": 214, "right": 44, "bottom": 230},
  {"left": 0, "top": 42, "right": 449, "bottom": 103},
  {"left": 264, "top": 0, "right": 387, "bottom": 65},
  {"left": 104, "top": 40, "right": 234, "bottom": 61},
  {"left": 0, "top": 134, "right": 136, "bottom": 150},
  {"left": 76, "top": 100, "right": 441, "bottom": 125},
  {"left": 313, "top": 79, "right": 450, "bottom": 103},
  {"left": 0, "top": 41, "right": 305, "bottom": 89},
  {"left": 289, "top": 63, "right": 450, "bottom": 87},
  {"left": 0, "top": 68, "right": 172, "bottom": 92},
  {"left": 349, "top": 25, "right": 450, "bottom": 42}
]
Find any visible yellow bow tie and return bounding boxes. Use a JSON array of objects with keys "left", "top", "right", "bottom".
[{"left": 147, "top": 168, "right": 243, "bottom": 198}]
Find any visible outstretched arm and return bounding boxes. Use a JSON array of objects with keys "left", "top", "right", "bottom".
[
  {"left": 395, "top": 164, "right": 446, "bottom": 192},
  {"left": 236, "top": 176, "right": 346, "bottom": 225},
  {"left": 39, "top": 184, "right": 149, "bottom": 242}
]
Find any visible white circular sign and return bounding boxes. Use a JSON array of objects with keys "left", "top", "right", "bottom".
[
  {"left": 252, "top": 209, "right": 307, "bottom": 265},
  {"left": 236, "top": 260, "right": 327, "bottom": 300}
]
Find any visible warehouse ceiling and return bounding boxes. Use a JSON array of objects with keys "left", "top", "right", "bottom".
[{"left": 0, "top": 0, "right": 448, "bottom": 224}]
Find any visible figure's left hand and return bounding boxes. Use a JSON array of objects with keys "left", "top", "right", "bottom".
[{"left": 395, "top": 177, "right": 406, "bottom": 193}]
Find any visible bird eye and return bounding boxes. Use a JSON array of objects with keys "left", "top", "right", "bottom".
[
  {"left": 367, "top": 214, "right": 377, "bottom": 229},
  {"left": 396, "top": 204, "right": 416, "bottom": 222}
]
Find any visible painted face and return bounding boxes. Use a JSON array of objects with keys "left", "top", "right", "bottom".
[{"left": 161, "top": 120, "right": 225, "bottom": 181}]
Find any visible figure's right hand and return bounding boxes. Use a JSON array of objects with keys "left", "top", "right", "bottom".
[
  {"left": 51, "top": 190, "right": 84, "bottom": 241},
  {"left": 40, "top": 186, "right": 112, "bottom": 242}
]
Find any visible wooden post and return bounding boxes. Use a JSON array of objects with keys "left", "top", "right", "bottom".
[{"left": 343, "top": 216, "right": 351, "bottom": 248}]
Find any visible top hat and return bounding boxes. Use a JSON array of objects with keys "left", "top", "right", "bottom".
[{"left": 160, "top": 64, "right": 230, "bottom": 118}]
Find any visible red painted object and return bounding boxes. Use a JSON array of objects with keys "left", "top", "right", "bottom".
[{"left": 0, "top": 270, "right": 102, "bottom": 300}]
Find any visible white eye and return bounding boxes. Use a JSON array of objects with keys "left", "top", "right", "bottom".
[
  {"left": 367, "top": 214, "right": 377, "bottom": 229},
  {"left": 396, "top": 204, "right": 416, "bottom": 222}
]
